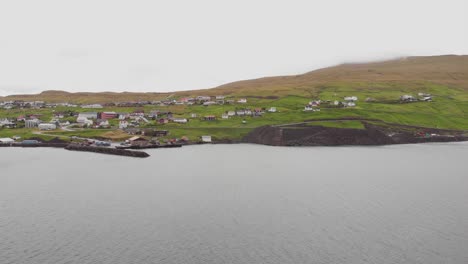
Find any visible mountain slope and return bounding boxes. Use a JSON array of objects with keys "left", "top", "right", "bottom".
[
  {"left": 1, "top": 55, "right": 467, "bottom": 103},
  {"left": 186, "top": 55, "right": 468, "bottom": 97}
]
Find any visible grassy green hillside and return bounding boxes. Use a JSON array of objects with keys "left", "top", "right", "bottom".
[{"left": 1, "top": 55, "right": 467, "bottom": 142}]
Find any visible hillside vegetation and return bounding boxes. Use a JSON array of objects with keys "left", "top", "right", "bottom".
[
  {"left": 1, "top": 55, "right": 467, "bottom": 142},
  {"left": 2, "top": 55, "right": 467, "bottom": 102}
]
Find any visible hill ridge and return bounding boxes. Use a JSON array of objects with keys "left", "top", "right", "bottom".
[{"left": 1, "top": 54, "right": 467, "bottom": 103}]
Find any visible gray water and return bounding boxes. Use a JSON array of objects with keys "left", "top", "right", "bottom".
[{"left": 1, "top": 143, "right": 467, "bottom": 264}]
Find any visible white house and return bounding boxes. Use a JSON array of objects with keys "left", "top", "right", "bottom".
[
  {"left": 173, "top": 118, "right": 188, "bottom": 124},
  {"left": 81, "top": 104, "right": 103, "bottom": 109},
  {"left": 191, "top": 113, "right": 197, "bottom": 118},
  {"left": 60, "top": 121, "right": 71, "bottom": 126},
  {"left": 77, "top": 117, "right": 94, "bottom": 126},
  {"left": 119, "top": 120, "right": 128, "bottom": 129},
  {"left": 309, "top": 100, "right": 320, "bottom": 107},
  {"left": 268, "top": 107, "right": 277, "bottom": 113},
  {"left": 344, "top": 96, "right": 358, "bottom": 101},
  {"left": 25, "top": 119, "right": 40, "bottom": 128},
  {"left": 236, "top": 110, "right": 246, "bottom": 116},
  {"left": 0, "top": 138, "right": 15, "bottom": 144},
  {"left": 196, "top": 96, "right": 211, "bottom": 102},
  {"left": 203, "top": 101, "right": 217, "bottom": 106},
  {"left": 304, "top": 105, "right": 315, "bottom": 111},
  {"left": 221, "top": 113, "right": 229, "bottom": 119},
  {"left": 237, "top": 98, "right": 247, "bottom": 104},
  {"left": 78, "top": 112, "right": 98, "bottom": 119},
  {"left": 227, "top": 111, "right": 236, "bottom": 117},
  {"left": 400, "top": 95, "right": 416, "bottom": 102},
  {"left": 201, "top": 135, "right": 212, "bottom": 143},
  {"left": 418, "top": 92, "right": 431, "bottom": 97},
  {"left": 77, "top": 116, "right": 88, "bottom": 123},
  {"left": 97, "top": 120, "right": 110, "bottom": 127},
  {"left": 38, "top": 123, "right": 57, "bottom": 130}
]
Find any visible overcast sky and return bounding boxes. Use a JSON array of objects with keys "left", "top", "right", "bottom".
[{"left": 0, "top": 0, "right": 467, "bottom": 96}]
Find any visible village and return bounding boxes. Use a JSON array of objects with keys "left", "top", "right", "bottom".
[{"left": 0, "top": 92, "right": 436, "bottom": 148}]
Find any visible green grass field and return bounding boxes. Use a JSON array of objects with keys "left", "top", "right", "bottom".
[{"left": 1, "top": 82, "right": 467, "bottom": 142}]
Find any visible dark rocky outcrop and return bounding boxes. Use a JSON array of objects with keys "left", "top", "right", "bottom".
[{"left": 243, "top": 123, "right": 467, "bottom": 146}]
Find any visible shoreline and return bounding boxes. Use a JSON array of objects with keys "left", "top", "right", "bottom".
[
  {"left": 1, "top": 122, "right": 466, "bottom": 157},
  {"left": 0, "top": 137, "right": 468, "bottom": 152}
]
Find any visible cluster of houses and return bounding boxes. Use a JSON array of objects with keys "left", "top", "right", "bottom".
[
  {"left": 400, "top": 93, "right": 433, "bottom": 102},
  {"left": 1, "top": 114, "right": 58, "bottom": 130},
  {"left": 174, "top": 96, "right": 247, "bottom": 106},
  {"left": 304, "top": 100, "right": 321, "bottom": 112},
  {"left": 303, "top": 96, "right": 358, "bottom": 112},
  {"left": 218, "top": 108, "right": 270, "bottom": 120},
  {"left": 4, "top": 92, "right": 435, "bottom": 133},
  {"left": 75, "top": 111, "right": 151, "bottom": 129},
  {"left": 0, "top": 100, "right": 78, "bottom": 110},
  {"left": 0, "top": 95, "right": 246, "bottom": 110},
  {"left": 102, "top": 96, "right": 248, "bottom": 107},
  {"left": 80, "top": 95, "right": 248, "bottom": 108},
  {"left": 75, "top": 106, "right": 275, "bottom": 127},
  {"left": 118, "top": 133, "right": 211, "bottom": 145}
]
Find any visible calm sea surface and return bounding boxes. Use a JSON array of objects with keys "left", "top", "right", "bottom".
[{"left": 1, "top": 143, "right": 467, "bottom": 264}]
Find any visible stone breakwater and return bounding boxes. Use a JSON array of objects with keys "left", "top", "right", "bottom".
[
  {"left": 65, "top": 144, "right": 150, "bottom": 158},
  {"left": 0, "top": 143, "right": 149, "bottom": 158}
]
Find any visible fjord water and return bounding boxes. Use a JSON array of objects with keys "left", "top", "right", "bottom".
[{"left": 1, "top": 143, "right": 467, "bottom": 264}]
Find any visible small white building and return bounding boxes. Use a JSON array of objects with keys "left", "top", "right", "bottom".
[
  {"left": 304, "top": 105, "right": 315, "bottom": 111},
  {"left": 38, "top": 123, "right": 57, "bottom": 130},
  {"left": 309, "top": 100, "right": 320, "bottom": 107},
  {"left": 77, "top": 116, "right": 88, "bottom": 123},
  {"left": 203, "top": 101, "right": 217, "bottom": 106},
  {"left": 400, "top": 95, "right": 416, "bottom": 102},
  {"left": 81, "top": 104, "right": 103, "bottom": 109},
  {"left": 97, "top": 120, "right": 110, "bottom": 127},
  {"left": 268, "top": 107, "right": 277, "bottom": 113},
  {"left": 25, "top": 119, "right": 40, "bottom": 128},
  {"left": 191, "top": 113, "right": 197, "bottom": 118},
  {"left": 227, "top": 111, "right": 236, "bottom": 117},
  {"left": 118, "top": 113, "right": 129, "bottom": 120},
  {"left": 0, "top": 138, "right": 15, "bottom": 144},
  {"left": 418, "top": 92, "right": 431, "bottom": 97},
  {"left": 236, "top": 110, "right": 246, "bottom": 116},
  {"left": 78, "top": 112, "right": 98, "bottom": 119},
  {"left": 119, "top": 120, "right": 128, "bottom": 129},
  {"left": 237, "top": 98, "right": 247, "bottom": 104},
  {"left": 344, "top": 96, "right": 358, "bottom": 101},
  {"left": 77, "top": 117, "right": 94, "bottom": 126},
  {"left": 196, "top": 96, "right": 211, "bottom": 102},
  {"left": 221, "top": 113, "right": 229, "bottom": 119},
  {"left": 201, "top": 135, "right": 212, "bottom": 143},
  {"left": 173, "top": 118, "right": 188, "bottom": 124}
]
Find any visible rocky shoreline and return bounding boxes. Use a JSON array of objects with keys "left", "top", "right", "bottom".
[{"left": 1, "top": 123, "right": 466, "bottom": 157}]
